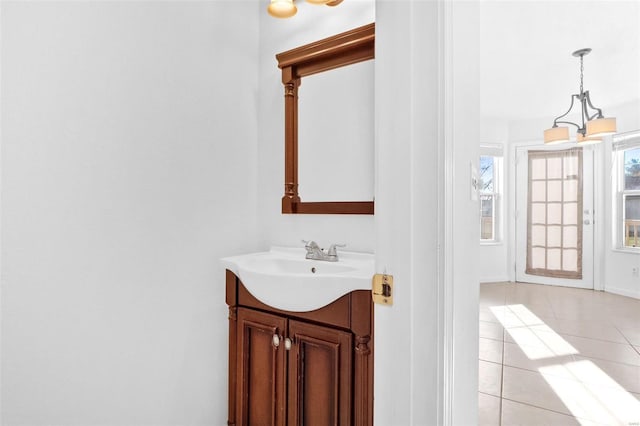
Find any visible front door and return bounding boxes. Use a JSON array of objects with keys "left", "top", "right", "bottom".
[{"left": 515, "top": 146, "right": 594, "bottom": 289}]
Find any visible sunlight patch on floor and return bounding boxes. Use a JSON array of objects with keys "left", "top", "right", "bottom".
[
  {"left": 490, "top": 304, "right": 578, "bottom": 359},
  {"left": 540, "top": 360, "right": 640, "bottom": 425}
]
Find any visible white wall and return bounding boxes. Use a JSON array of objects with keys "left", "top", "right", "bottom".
[
  {"left": 374, "top": 1, "right": 479, "bottom": 424},
  {"left": 1, "top": 2, "right": 259, "bottom": 424},
  {"left": 257, "top": 0, "right": 375, "bottom": 253}
]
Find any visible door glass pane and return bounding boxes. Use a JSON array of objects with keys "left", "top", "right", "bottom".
[
  {"left": 564, "top": 155, "right": 580, "bottom": 179},
  {"left": 564, "top": 203, "right": 578, "bottom": 225},
  {"left": 563, "top": 249, "right": 578, "bottom": 272},
  {"left": 547, "top": 248, "right": 562, "bottom": 270},
  {"left": 531, "top": 181, "right": 546, "bottom": 202},
  {"left": 548, "top": 226, "right": 561, "bottom": 247},
  {"left": 531, "top": 158, "right": 546, "bottom": 179},
  {"left": 547, "top": 157, "right": 562, "bottom": 179},
  {"left": 526, "top": 149, "right": 583, "bottom": 279},
  {"left": 531, "top": 203, "right": 546, "bottom": 223},
  {"left": 547, "top": 204, "right": 562, "bottom": 225},
  {"left": 531, "top": 247, "right": 546, "bottom": 269},
  {"left": 547, "top": 181, "right": 562, "bottom": 202},
  {"left": 531, "top": 225, "right": 546, "bottom": 246},
  {"left": 563, "top": 226, "right": 578, "bottom": 248},
  {"left": 564, "top": 180, "right": 578, "bottom": 201}
]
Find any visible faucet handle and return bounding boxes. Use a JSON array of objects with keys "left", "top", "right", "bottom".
[
  {"left": 302, "top": 240, "right": 319, "bottom": 249},
  {"left": 327, "top": 243, "right": 346, "bottom": 256}
]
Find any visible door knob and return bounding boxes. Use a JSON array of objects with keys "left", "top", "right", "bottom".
[
  {"left": 272, "top": 334, "right": 280, "bottom": 348},
  {"left": 584, "top": 219, "right": 591, "bottom": 225}
]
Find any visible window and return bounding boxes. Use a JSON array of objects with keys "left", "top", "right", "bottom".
[
  {"left": 615, "top": 135, "right": 640, "bottom": 249},
  {"left": 479, "top": 146, "right": 503, "bottom": 242}
]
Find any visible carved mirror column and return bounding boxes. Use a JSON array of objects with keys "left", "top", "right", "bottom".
[{"left": 276, "top": 23, "right": 375, "bottom": 215}]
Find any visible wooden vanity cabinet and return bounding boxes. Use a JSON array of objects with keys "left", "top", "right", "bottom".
[{"left": 226, "top": 270, "right": 373, "bottom": 426}]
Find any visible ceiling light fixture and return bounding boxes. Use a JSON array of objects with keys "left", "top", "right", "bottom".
[
  {"left": 268, "top": 0, "right": 344, "bottom": 19},
  {"left": 543, "top": 48, "right": 617, "bottom": 145}
]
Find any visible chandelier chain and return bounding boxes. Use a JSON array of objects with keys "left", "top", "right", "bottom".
[{"left": 579, "top": 55, "right": 584, "bottom": 95}]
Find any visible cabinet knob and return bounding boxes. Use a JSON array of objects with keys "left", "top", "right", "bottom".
[
  {"left": 284, "top": 338, "right": 292, "bottom": 351},
  {"left": 272, "top": 334, "right": 280, "bottom": 348}
]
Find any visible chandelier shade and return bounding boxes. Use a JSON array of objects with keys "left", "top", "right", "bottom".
[
  {"left": 586, "top": 117, "right": 617, "bottom": 137},
  {"left": 576, "top": 133, "right": 602, "bottom": 145},
  {"left": 268, "top": 0, "right": 297, "bottom": 18},
  {"left": 543, "top": 48, "right": 616, "bottom": 145},
  {"left": 268, "top": 0, "right": 344, "bottom": 18},
  {"left": 543, "top": 126, "right": 570, "bottom": 144}
]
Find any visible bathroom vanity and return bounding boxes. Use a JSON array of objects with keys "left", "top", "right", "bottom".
[{"left": 223, "top": 248, "right": 374, "bottom": 426}]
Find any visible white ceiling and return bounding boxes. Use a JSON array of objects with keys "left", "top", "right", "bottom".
[{"left": 480, "top": 0, "right": 640, "bottom": 121}]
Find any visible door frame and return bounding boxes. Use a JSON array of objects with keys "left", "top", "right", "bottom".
[{"left": 508, "top": 140, "right": 603, "bottom": 290}]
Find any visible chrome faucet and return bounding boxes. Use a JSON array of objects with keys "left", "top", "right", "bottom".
[{"left": 302, "top": 240, "right": 345, "bottom": 262}]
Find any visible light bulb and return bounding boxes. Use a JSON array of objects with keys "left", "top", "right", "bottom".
[{"left": 268, "top": 0, "right": 297, "bottom": 18}]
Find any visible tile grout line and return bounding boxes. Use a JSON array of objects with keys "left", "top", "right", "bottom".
[
  {"left": 500, "top": 396, "right": 594, "bottom": 422},
  {"left": 613, "top": 323, "right": 640, "bottom": 357}
]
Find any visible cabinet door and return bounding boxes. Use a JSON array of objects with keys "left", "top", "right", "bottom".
[
  {"left": 236, "top": 308, "right": 287, "bottom": 426},
  {"left": 287, "top": 320, "right": 353, "bottom": 426}
]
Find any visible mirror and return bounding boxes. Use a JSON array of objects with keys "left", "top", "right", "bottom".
[
  {"left": 298, "top": 61, "right": 374, "bottom": 202},
  {"left": 276, "top": 23, "right": 375, "bottom": 215}
]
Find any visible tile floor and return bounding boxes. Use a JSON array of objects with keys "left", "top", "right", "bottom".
[{"left": 479, "top": 282, "right": 640, "bottom": 425}]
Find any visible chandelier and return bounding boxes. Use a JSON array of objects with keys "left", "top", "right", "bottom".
[
  {"left": 268, "top": 0, "right": 344, "bottom": 19},
  {"left": 543, "top": 48, "right": 617, "bottom": 145}
]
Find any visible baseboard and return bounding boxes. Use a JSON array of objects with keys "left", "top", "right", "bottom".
[{"left": 605, "top": 286, "right": 640, "bottom": 300}]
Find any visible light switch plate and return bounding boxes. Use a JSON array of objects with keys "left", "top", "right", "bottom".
[
  {"left": 372, "top": 274, "right": 393, "bottom": 305},
  {"left": 471, "top": 162, "right": 479, "bottom": 201}
]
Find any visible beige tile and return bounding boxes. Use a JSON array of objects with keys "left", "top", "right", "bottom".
[
  {"left": 550, "top": 305, "right": 612, "bottom": 323},
  {"left": 573, "top": 355, "right": 640, "bottom": 394},
  {"left": 562, "top": 334, "right": 640, "bottom": 366},
  {"left": 543, "top": 317, "right": 629, "bottom": 344},
  {"left": 480, "top": 306, "right": 502, "bottom": 324},
  {"left": 479, "top": 320, "right": 504, "bottom": 341},
  {"left": 480, "top": 294, "right": 508, "bottom": 308},
  {"left": 479, "top": 360, "right": 502, "bottom": 397},
  {"left": 537, "top": 364, "right": 640, "bottom": 424},
  {"left": 480, "top": 337, "right": 503, "bottom": 364},
  {"left": 504, "top": 325, "right": 579, "bottom": 362},
  {"left": 607, "top": 311, "right": 640, "bottom": 330},
  {"left": 480, "top": 283, "right": 640, "bottom": 425},
  {"left": 488, "top": 305, "right": 547, "bottom": 329},
  {"left": 520, "top": 303, "right": 557, "bottom": 320},
  {"left": 478, "top": 392, "right": 501, "bottom": 426},
  {"left": 503, "top": 341, "right": 575, "bottom": 374},
  {"left": 618, "top": 326, "right": 640, "bottom": 346},
  {"left": 500, "top": 399, "right": 582, "bottom": 426},
  {"left": 502, "top": 366, "right": 572, "bottom": 414}
]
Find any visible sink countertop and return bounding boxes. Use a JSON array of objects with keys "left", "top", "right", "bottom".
[{"left": 221, "top": 246, "right": 374, "bottom": 312}]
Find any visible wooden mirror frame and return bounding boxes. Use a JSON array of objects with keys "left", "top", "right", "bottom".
[{"left": 276, "top": 23, "right": 375, "bottom": 215}]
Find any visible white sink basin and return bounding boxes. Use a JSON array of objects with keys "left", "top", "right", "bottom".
[{"left": 221, "top": 247, "right": 374, "bottom": 312}]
